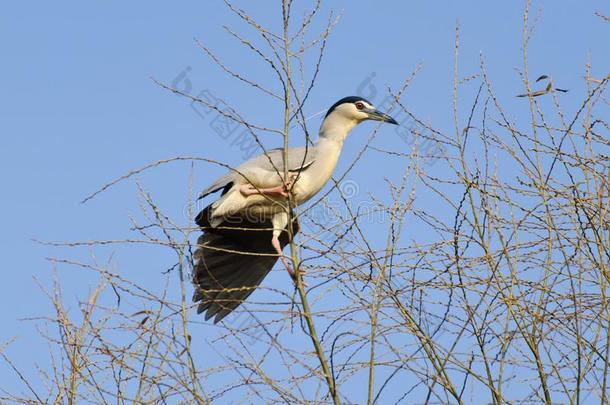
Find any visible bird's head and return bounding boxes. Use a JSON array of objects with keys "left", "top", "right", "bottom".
[
  {"left": 325, "top": 96, "right": 398, "bottom": 125},
  {"left": 320, "top": 96, "right": 397, "bottom": 141}
]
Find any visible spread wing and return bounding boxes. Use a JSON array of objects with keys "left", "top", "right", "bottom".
[{"left": 192, "top": 204, "right": 299, "bottom": 323}]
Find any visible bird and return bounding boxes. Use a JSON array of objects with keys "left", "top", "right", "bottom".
[
  {"left": 192, "top": 96, "right": 398, "bottom": 323},
  {"left": 516, "top": 74, "right": 568, "bottom": 98}
]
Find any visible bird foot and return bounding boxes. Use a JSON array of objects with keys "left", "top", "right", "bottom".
[
  {"left": 239, "top": 184, "right": 286, "bottom": 197},
  {"left": 239, "top": 173, "right": 298, "bottom": 198},
  {"left": 284, "top": 172, "right": 298, "bottom": 190},
  {"left": 282, "top": 258, "right": 307, "bottom": 286},
  {"left": 275, "top": 172, "right": 299, "bottom": 198}
]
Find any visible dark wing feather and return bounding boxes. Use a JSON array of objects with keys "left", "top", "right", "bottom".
[{"left": 192, "top": 204, "right": 299, "bottom": 323}]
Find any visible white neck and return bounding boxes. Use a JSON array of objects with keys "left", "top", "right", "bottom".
[
  {"left": 290, "top": 112, "right": 358, "bottom": 203},
  {"left": 318, "top": 112, "right": 358, "bottom": 144}
]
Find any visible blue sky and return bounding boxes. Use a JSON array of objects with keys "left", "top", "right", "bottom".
[{"left": 1, "top": 0, "right": 608, "bottom": 401}]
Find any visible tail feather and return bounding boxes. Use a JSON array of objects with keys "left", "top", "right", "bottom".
[
  {"left": 194, "top": 233, "right": 276, "bottom": 322},
  {"left": 192, "top": 204, "right": 298, "bottom": 323}
]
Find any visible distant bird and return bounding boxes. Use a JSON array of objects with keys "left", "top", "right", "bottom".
[
  {"left": 192, "top": 96, "right": 398, "bottom": 322},
  {"left": 517, "top": 74, "right": 568, "bottom": 98}
]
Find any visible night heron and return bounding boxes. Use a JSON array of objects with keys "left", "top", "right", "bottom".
[{"left": 193, "top": 96, "right": 398, "bottom": 322}]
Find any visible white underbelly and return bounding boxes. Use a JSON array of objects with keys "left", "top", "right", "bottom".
[{"left": 291, "top": 170, "right": 331, "bottom": 204}]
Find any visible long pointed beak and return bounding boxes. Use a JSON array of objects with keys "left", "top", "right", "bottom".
[{"left": 366, "top": 108, "right": 398, "bottom": 125}]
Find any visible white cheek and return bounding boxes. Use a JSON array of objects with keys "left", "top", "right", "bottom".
[{"left": 356, "top": 111, "right": 369, "bottom": 120}]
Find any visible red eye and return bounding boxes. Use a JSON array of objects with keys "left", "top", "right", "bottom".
[{"left": 355, "top": 102, "right": 364, "bottom": 110}]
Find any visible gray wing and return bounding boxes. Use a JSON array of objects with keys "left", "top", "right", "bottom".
[
  {"left": 239, "top": 146, "right": 315, "bottom": 173},
  {"left": 199, "top": 146, "right": 316, "bottom": 198}
]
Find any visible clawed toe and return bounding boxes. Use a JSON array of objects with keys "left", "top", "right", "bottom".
[
  {"left": 283, "top": 172, "right": 299, "bottom": 191},
  {"left": 288, "top": 267, "right": 307, "bottom": 287}
]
